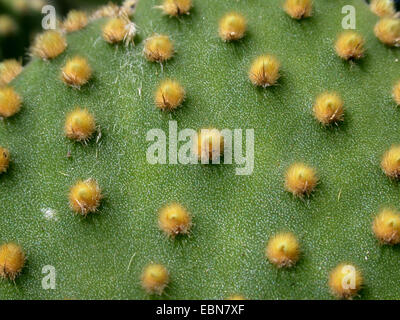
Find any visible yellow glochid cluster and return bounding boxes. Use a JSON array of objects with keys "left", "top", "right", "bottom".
[
  {"left": 194, "top": 129, "right": 225, "bottom": 163},
  {"left": 0, "top": 146, "right": 10, "bottom": 173},
  {"left": 218, "top": 12, "right": 247, "bottom": 41},
  {"left": 227, "top": 294, "right": 246, "bottom": 300},
  {"left": 144, "top": 34, "right": 174, "bottom": 63},
  {"left": 159, "top": 0, "right": 192, "bottom": 16},
  {"left": 283, "top": 0, "right": 313, "bottom": 20},
  {"left": 0, "top": 242, "right": 25, "bottom": 280},
  {"left": 329, "top": 263, "right": 363, "bottom": 299},
  {"left": 69, "top": 179, "right": 102, "bottom": 216},
  {"left": 31, "top": 30, "right": 67, "bottom": 60},
  {"left": 91, "top": 3, "right": 121, "bottom": 19},
  {"left": 155, "top": 79, "right": 185, "bottom": 111},
  {"left": 374, "top": 17, "right": 400, "bottom": 46},
  {"left": 141, "top": 263, "right": 169, "bottom": 295},
  {"left": 370, "top": 0, "right": 396, "bottom": 17},
  {"left": 158, "top": 203, "right": 192, "bottom": 237},
  {"left": 392, "top": 80, "right": 400, "bottom": 105},
  {"left": 61, "top": 56, "right": 92, "bottom": 88},
  {"left": 266, "top": 232, "right": 300, "bottom": 268},
  {"left": 102, "top": 17, "right": 127, "bottom": 44},
  {"left": 64, "top": 108, "right": 96, "bottom": 142},
  {"left": 102, "top": 16, "right": 136, "bottom": 46},
  {"left": 285, "top": 163, "right": 318, "bottom": 196},
  {"left": 63, "top": 10, "right": 88, "bottom": 33},
  {"left": 249, "top": 55, "right": 281, "bottom": 88},
  {"left": 0, "top": 86, "right": 22, "bottom": 118},
  {"left": 313, "top": 92, "right": 345, "bottom": 125},
  {"left": 335, "top": 31, "right": 365, "bottom": 60},
  {"left": 381, "top": 145, "right": 400, "bottom": 179},
  {"left": 0, "top": 59, "right": 23, "bottom": 87},
  {"left": 373, "top": 208, "right": 400, "bottom": 244}
]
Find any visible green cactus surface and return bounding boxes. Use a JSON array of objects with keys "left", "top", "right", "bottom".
[{"left": 1, "top": 0, "right": 400, "bottom": 299}]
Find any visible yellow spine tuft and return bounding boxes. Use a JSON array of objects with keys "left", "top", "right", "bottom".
[
  {"left": 335, "top": 31, "right": 365, "bottom": 60},
  {"left": 266, "top": 232, "right": 300, "bottom": 268},
  {"left": 329, "top": 263, "right": 363, "bottom": 299},
  {"left": 249, "top": 55, "right": 280, "bottom": 88},
  {"left": 283, "top": 0, "right": 313, "bottom": 20},
  {"left": 370, "top": 0, "right": 396, "bottom": 17},
  {"left": 227, "top": 295, "right": 246, "bottom": 300},
  {"left": 313, "top": 92, "right": 345, "bottom": 125},
  {"left": 61, "top": 56, "right": 92, "bottom": 88},
  {"left": 218, "top": 12, "right": 247, "bottom": 42},
  {"left": 374, "top": 17, "right": 400, "bottom": 46},
  {"left": 31, "top": 30, "right": 67, "bottom": 60},
  {"left": 0, "top": 147, "right": 10, "bottom": 173},
  {"left": 285, "top": 162, "right": 318, "bottom": 196},
  {"left": 63, "top": 10, "right": 88, "bottom": 33},
  {"left": 381, "top": 145, "right": 400, "bottom": 179},
  {"left": 91, "top": 3, "right": 121, "bottom": 19},
  {"left": 160, "top": 0, "right": 192, "bottom": 16},
  {"left": 69, "top": 179, "right": 102, "bottom": 216},
  {"left": 141, "top": 263, "right": 169, "bottom": 295},
  {"left": 0, "top": 86, "right": 22, "bottom": 118},
  {"left": 102, "top": 16, "right": 136, "bottom": 46},
  {"left": 102, "top": 17, "right": 126, "bottom": 43},
  {"left": 392, "top": 80, "right": 400, "bottom": 105},
  {"left": 158, "top": 203, "right": 192, "bottom": 237},
  {"left": 144, "top": 34, "right": 174, "bottom": 62},
  {"left": 0, "top": 59, "right": 23, "bottom": 86},
  {"left": 0, "top": 242, "right": 25, "bottom": 280},
  {"left": 193, "top": 129, "right": 225, "bottom": 163},
  {"left": 155, "top": 79, "right": 185, "bottom": 111},
  {"left": 373, "top": 208, "right": 400, "bottom": 244},
  {"left": 64, "top": 108, "right": 96, "bottom": 142}
]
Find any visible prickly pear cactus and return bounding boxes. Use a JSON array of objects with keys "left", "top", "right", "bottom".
[{"left": 1, "top": 0, "right": 400, "bottom": 299}]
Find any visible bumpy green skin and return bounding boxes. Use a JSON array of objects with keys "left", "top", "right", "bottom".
[{"left": 1, "top": 0, "right": 400, "bottom": 299}]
